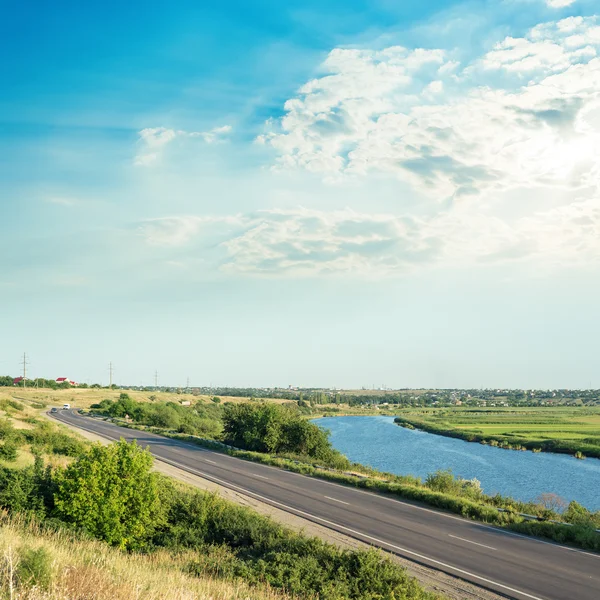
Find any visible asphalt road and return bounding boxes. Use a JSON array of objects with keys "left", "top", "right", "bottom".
[{"left": 52, "top": 410, "right": 599, "bottom": 600}]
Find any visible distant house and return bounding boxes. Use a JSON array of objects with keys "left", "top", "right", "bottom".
[
  {"left": 13, "top": 376, "right": 25, "bottom": 385},
  {"left": 56, "top": 377, "right": 77, "bottom": 386},
  {"left": 180, "top": 400, "right": 191, "bottom": 406}
]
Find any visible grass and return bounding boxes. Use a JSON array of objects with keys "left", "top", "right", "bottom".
[
  {"left": 394, "top": 406, "right": 600, "bottom": 458},
  {"left": 0, "top": 515, "right": 290, "bottom": 600},
  {"left": 4, "top": 387, "right": 293, "bottom": 411},
  {"left": 0, "top": 392, "right": 87, "bottom": 469}
]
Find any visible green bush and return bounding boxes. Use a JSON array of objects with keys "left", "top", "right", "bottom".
[
  {"left": 25, "top": 425, "right": 86, "bottom": 457},
  {"left": 509, "top": 521, "right": 600, "bottom": 551},
  {"left": 0, "top": 464, "right": 47, "bottom": 515},
  {"left": 0, "top": 441, "right": 18, "bottom": 461},
  {"left": 17, "top": 546, "right": 53, "bottom": 590},
  {"left": 54, "top": 440, "right": 163, "bottom": 549},
  {"left": 222, "top": 402, "right": 344, "bottom": 465},
  {"left": 155, "top": 486, "right": 435, "bottom": 600}
]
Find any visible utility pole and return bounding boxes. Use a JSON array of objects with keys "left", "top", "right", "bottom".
[
  {"left": 186, "top": 376, "right": 190, "bottom": 390},
  {"left": 21, "top": 352, "right": 28, "bottom": 389},
  {"left": 154, "top": 370, "right": 158, "bottom": 389},
  {"left": 109, "top": 362, "right": 114, "bottom": 387}
]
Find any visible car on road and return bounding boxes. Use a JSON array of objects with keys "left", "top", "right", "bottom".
[
  {"left": 50, "top": 407, "right": 58, "bottom": 413},
  {"left": 62, "top": 403, "right": 70, "bottom": 410}
]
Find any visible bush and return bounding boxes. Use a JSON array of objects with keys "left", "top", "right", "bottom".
[
  {"left": 25, "top": 425, "right": 86, "bottom": 457},
  {"left": 17, "top": 546, "right": 53, "bottom": 590},
  {"left": 0, "top": 441, "right": 18, "bottom": 461},
  {"left": 155, "top": 487, "right": 435, "bottom": 599},
  {"left": 425, "top": 469, "right": 483, "bottom": 501},
  {"left": 222, "top": 403, "right": 344, "bottom": 465},
  {"left": 0, "top": 464, "right": 48, "bottom": 516},
  {"left": 54, "top": 440, "right": 163, "bottom": 549},
  {"left": 510, "top": 521, "right": 600, "bottom": 551}
]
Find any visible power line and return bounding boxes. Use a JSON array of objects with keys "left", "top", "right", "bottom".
[{"left": 21, "top": 352, "right": 29, "bottom": 389}]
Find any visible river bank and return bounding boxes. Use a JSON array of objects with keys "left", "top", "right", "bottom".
[{"left": 393, "top": 407, "right": 600, "bottom": 459}]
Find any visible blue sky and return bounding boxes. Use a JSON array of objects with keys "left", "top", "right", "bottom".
[{"left": 2, "top": 0, "right": 600, "bottom": 388}]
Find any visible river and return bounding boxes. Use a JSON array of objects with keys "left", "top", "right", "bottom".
[{"left": 313, "top": 415, "right": 600, "bottom": 510}]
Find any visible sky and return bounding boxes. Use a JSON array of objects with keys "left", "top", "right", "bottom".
[{"left": 1, "top": 0, "right": 600, "bottom": 389}]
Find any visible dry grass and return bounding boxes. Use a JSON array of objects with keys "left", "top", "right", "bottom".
[
  {"left": 4, "top": 388, "right": 290, "bottom": 412},
  {"left": 0, "top": 516, "right": 289, "bottom": 600},
  {"left": 0, "top": 448, "right": 36, "bottom": 470}
]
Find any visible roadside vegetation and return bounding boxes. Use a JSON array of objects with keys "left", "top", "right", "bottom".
[
  {"left": 92, "top": 394, "right": 350, "bottom": 467},
  {"left": 393, "top": 407, "right": 600, "bottom": 458},
  {"left": 0, "top": 440, "right": 437, "bottom": 600},
  {"left": 1, "top": 517, "right": 291, "bottom": 600}
]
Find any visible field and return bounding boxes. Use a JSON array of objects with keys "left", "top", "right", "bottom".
[
  {"left": 2, "top": 386, "right": 293, "bottom": 411},
  {"left": 394, "top": 407, "right": 600, "bottom": 458}
]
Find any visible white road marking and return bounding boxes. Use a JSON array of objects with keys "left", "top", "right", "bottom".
[
  {"left": 253, "top": 473, "right": 269, "bottom": 480},
  {"left": 154, "top": 456, "right": 547, "bottom": 600},
  {"left": 449, "top": 534, "right": 496, "bottom": 551},
  {"left": 204, "top": 459, "right": 217, "bottom": 464},
  {"left": 325, "top": 496, "right": 349, "bottom": 505}
]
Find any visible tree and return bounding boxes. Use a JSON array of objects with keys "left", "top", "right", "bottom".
[
  {"left": 221, "top": 402, "right": 339, "bottom": 461},
  {"left": 280, "top": 419, "right": 333, "bottom": 460},
  {"left": 54, "top": 440, "right": 161, "bottom": 549},
  {"left": 534, "top": 493, "right": 568, "bottom": 514},
  {"left": 564, "top": 501, "right": 594, "bottom": 526},
  {"left": 222, "top": 403, "right": 287, "bottom": 453}
]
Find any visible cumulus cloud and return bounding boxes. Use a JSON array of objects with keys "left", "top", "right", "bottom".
[
  {"left": 259, "top": 16, "right": 600, "bottom": 200},
  {"left": 135, "top": 125, "right": 232, "bottom": 166},
  {"left": 138, "top": 13, "right": 600, "bottom": 278}
]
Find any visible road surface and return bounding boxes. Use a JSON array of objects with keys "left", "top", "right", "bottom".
[{"left": 51, "top": 410, "right": 599, "bottom": 600}]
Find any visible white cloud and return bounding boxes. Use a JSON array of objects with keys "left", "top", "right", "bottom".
[
  {"left": 137, "top": 14, "right": 600, "bottom": 278},
  {"left": 141, "top": 214, "right": 241, "bottom": 246},
  {"left": 141, "top": 209, "right": 440, "bottom": 276},
  {"left": 134, "top": 125, "right": 232, "bottom": 166},
  {"left": 192, "top": 125, "right": 233, "bottom": 143},
  {"left": 220, "top": 208, "right": 441, "bottom": 276},
  {"left": 259, "top": 16, "right": 600, "bottom": 201},
  {"left": 139, "top": 199, "right": 600, "bottom": 277},
  {"left": 546, "top": 0, "right": 577, "bottom": 8}
]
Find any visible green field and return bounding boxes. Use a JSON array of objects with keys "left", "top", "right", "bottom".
[{"left": 394, "top": 407, "right": 600, "bottom": 458}]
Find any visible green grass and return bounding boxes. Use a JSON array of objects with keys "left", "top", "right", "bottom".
[{"left": 394, "top": 407, "right": 600, "bottom": 458}]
